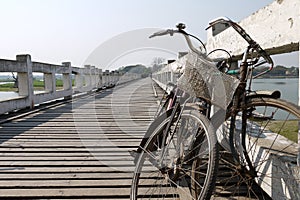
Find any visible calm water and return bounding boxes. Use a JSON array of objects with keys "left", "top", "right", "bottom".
[
  {"left": 251, "top": 78, "right": 298, "bottom": 105},
  {"left": 0, "top": 91, "right": 19, "bottom": 101},
  {"left": 0, "top": 82, "right": 18, "bottom": 101}
]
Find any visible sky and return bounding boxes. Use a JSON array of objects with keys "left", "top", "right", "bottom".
[{"left": 0, "top": 0, "right": 298, "bottom": 70}]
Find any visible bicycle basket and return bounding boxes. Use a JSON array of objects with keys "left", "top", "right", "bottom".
[{"left": 177, "top": 52, "right": 240, "bottom": 108}]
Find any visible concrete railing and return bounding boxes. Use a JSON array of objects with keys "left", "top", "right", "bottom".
[
  {"left": 152, "top": 56, "right": 187, "bottom": 93},
  {"left": 0, "top": 54, "right": 141, "bottom": 115},
  {"left": 152, "top": 0, "right": 299, "bottom": 199}
]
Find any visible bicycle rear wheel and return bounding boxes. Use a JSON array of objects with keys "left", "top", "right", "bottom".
[
  {"left": 215, "top": 97, "right": 300, "bottom": 199},
  {"left": 131, "top": 109, "right": 218, "bottom": 200}
]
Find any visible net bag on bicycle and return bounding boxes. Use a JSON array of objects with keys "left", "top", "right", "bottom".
[{"left": 178, "top": 52, "right": 239, "bottom": 108}]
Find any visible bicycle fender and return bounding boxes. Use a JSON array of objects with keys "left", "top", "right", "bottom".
[{"left": 247, "top": 90, "right": 281, "bottom": 99}]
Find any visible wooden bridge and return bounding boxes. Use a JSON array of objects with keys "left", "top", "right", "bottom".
[
  {"left": 0, "top": 77, "right": 279, "bottom": 199},
  {"left": 0, "top": 77, "right": 159, "bottom": 199},
  {"left": 0, "top": 0, "right": 299, "bottom": 199}
]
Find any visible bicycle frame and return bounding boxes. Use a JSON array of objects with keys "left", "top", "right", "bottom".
[
  {"left": 155, "top": 85, "right": 214, "bottom": 168},
  {"left": 227, "top": 48, "right": 258, "bottom": 172},
  {"left": 150, "top": 16, "right": 276, "bottom": 173}
]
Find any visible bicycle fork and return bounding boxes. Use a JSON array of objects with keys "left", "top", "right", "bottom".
[{"left": 228, "top": 58, "right": 257, "bottom": 177}]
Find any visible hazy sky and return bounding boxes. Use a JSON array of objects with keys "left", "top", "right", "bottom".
[{"left": 0, "top": 0, "right": 298, "bottom": 69}]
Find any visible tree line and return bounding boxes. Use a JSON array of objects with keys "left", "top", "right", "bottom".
[{"left": 252, "top": 65, "right": 298, "bottom": 78}]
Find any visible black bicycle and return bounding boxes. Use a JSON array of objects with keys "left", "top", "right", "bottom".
[{"left": 131, "top": 17, "right": 300, "bottom": 200}]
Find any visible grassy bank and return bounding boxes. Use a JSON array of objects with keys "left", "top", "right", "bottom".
[
  {"left": 265, "top": 120, "right": 298, "bottom": 143},
  {"left": 0, "top": 80, "right": 66, "bottom": 91}
]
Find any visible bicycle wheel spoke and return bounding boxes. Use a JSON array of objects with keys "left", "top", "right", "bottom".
[
  {"left": 131, "top": 109, "right": 218, "bottom": 200},
  {"left": 214, "top": 98, "right": 299, "bottom": 199}
]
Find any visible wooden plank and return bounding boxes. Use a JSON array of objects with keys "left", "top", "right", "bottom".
[
  {"left": 1, "top": 122, "right": 151, "bottom": 128},
  {"left": 0, "top": 147, "right": 136, "bottom": 152},
  {"left": 0, "top": 139, "right": 141, "bottom": 143},
  {"left": 0, "top": 142, "right": 140, "bottom": 147},
  {"left": 0, "top": 78, "right": 163, "bottom": 198},
  {"left": 0, "top": 179, "right": 133, "bottom": 188},
  {"left": 0, "top": 152, "right": 132, "bottom": 157},
  {"left": 0, "top": 134, "right": 141, "bottom": 139},
  {"left": 0, "top": 156, "right": 132, "bottom": 161},
  {"left": 0, "top": 129, "right": 146, "bottom": 133},
  {"left": 0, "top": 188, "right": 130, "bottom": 197},
  {"left": 0, "top": 160, "right": 135, "bottom": 166},
  {"left": 0, "top": 172, "right": 134, "bottom": 179},
  {"left": 0, "top": 166, "right": 137, "bottom": 173}
]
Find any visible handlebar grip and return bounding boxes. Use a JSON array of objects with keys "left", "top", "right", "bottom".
[{"left": 149, "top": 29, "right": 174, "bottom": 38}]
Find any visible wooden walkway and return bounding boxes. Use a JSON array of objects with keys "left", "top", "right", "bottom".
[
  {"left": 0, "top": 77, "right": 270, "bottom": 200},
  {"left": 0, "top": 78, "right": 159, "bottom": 199}
]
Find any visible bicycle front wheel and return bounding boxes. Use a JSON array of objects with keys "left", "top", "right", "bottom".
[
  {"left": 215, "top": 97, "right": 300, "bottom": 199},
  {"left": 131, "top": 109, "right": 218, "bottom": 200}
]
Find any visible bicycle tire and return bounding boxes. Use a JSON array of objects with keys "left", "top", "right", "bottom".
[
  {"left": 135, "top": 109, "right": 174, "bottom": 156},
  {"left": 131, "top": 109, "right": 218, "bottom": 200},
  {"left": 215, "top": 97, "right": 300, "bottom": 199}
]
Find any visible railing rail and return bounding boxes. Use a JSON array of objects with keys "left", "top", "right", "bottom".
[{"left": 0, "top": 54, "right": 141, "bottom": 114}]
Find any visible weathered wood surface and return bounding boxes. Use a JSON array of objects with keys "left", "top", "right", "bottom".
[
  {"left": 0, "top": 77, "right": 269, "bottom": 199},
  {"left": 0, "top": 77, "right": 160, "bottom": 199}
]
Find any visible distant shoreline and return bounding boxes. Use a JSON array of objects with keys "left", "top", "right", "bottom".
[{"left": 257, "top": 76, "right": 299, "bottom": 79}]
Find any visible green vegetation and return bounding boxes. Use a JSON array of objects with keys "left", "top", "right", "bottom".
[
  {"left": 116, "top": 62, "right": 299, "bottom": 79},
  {"left": 118, "top": 64, "right": 151, "bottom": 77},
  {"left": 0, "top": 82, "right": 17, "bottom": 91},
  {"left": 253, "top": 65, "right": 299, "bottom": 78},
  {"left": 0, "top": 79, "right": 71, "bottom": 92},
  {"left": 33, "top": 80, "right": 45, "bottom": 90},
  {"left": 265, "top": 120, "right": 298, "bottom": 143},
  {"left": 118, "top": 64, "right": 151, "bottom": 78}
]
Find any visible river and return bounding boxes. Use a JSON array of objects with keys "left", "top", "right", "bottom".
[
  {"left": 251, "top": 78, "right": 298, "bottom": 105},
  {"left": 0, "top": 91, "right": 19, "bottom": 101}
]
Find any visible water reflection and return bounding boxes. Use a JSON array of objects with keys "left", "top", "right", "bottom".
[
  {"left": 252, "top": 78, "right": 298, "bottom": 104},
  {"left": 0, "top": 91, "right": 19, "bottom": 101}
]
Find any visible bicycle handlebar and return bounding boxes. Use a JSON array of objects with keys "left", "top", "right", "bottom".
[
  {"left": 150, "top": 18, "right": 274, "bottom": 79},
  {"left": 149, "top": 26, "right": 206, "bottom": 55},
  {"left": 207, "top": 17, "right": 273, "bottom": 67}
]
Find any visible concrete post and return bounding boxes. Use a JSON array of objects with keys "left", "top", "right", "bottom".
[
  {"left": 102, "top": 71, "right": 105, "bottom": 86},
  {"left": 111, "top": 71, "right": 115, "bottom": 84},
  {"left": 62, "top": 62, "right": 72, "bottom": 100},
  {"left": 84, "top": 65, "right": 91, "bottom": 87},
  {"left": 110, "top": 71, "right": 114, "bottom": 85},
  {"left": 109, "top": 71, "right": 112, "bottom": 85},
  {"left": 90, "top": 66, "right": 96, "bottom": 87},
  {"left": 97, "top": 68, "right": 102, "bottom": 88},
  {"left": 105, "top": 70, "right": 109, "bottom": 86},
  {"left": 44, "top": 72, "right": 55, "bottom": 92},
  {"left": 75, "top": 72, "right": 84, "bottom": 89},
  {"left": 16, "top": 54, "right": 34, "bottom": 109}
]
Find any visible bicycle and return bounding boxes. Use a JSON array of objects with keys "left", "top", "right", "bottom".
[
  {"left": 131, "top": 17, "right": 300, "bottom": 200},
  {"left": 130, "top": 23, "right": 220, "bottom": 200}
]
